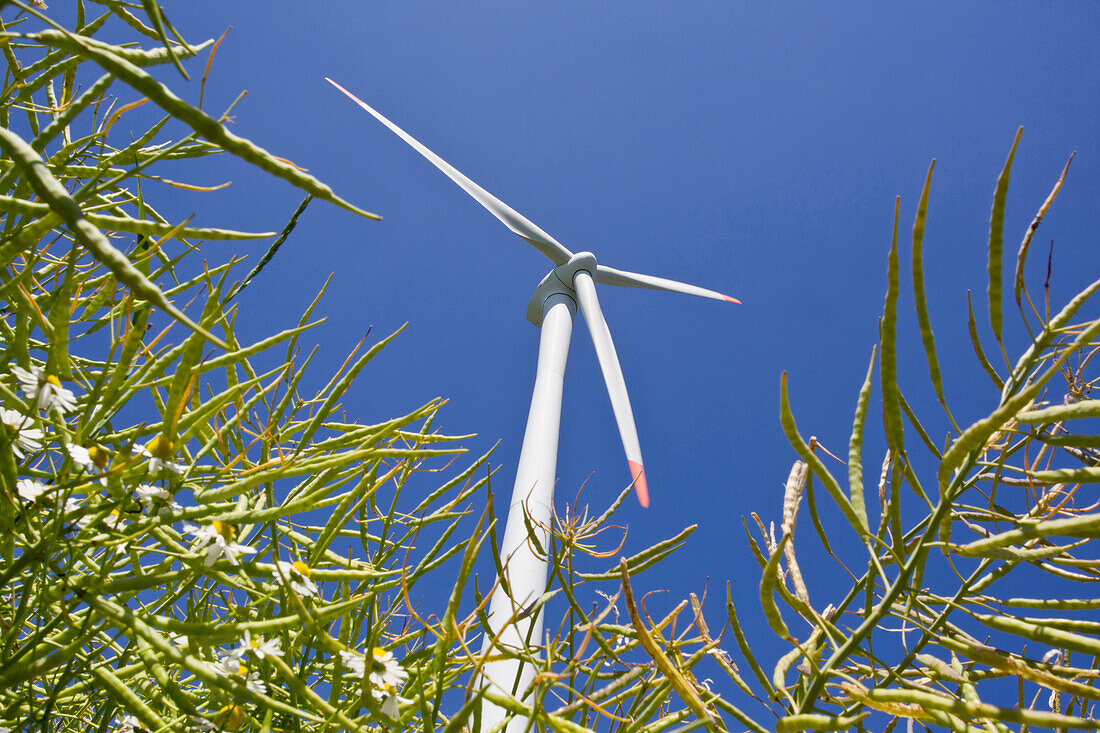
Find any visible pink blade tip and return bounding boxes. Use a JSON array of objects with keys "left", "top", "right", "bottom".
[
  {"left": 628, "top": 460, "right": 649, "bottom": 508},
  {"left": 724, "top": 295, "right": 742, "bottom": 304}
]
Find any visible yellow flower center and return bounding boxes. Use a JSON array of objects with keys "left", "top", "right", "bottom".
[
  {"left": 87, "top": 445, "right": 110, "bottom": 469},
  {"left": 292, "top": 560, "right": 311, "bottom": 578},
  {"left": 212, "top": 520, "right": 235, "bottom": 541},
  {"left": 214, "top": 705, "right": 245, "bottom": 731},
  {"left": 250, "top": 638, "right": 261, "bottom": 649},
  {"left": 147, "top": 434, "right": 174, "bottom": 461},
  {"left": 45, "top": 374, "right": 61, "bottom": 388},
  {"left": 236, "top": 663, "right": 249, "bottom": 675}
]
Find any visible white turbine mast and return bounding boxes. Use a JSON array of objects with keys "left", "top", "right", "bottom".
[{"left": 328, "top": 78, "right": 738, "bottom": 732}]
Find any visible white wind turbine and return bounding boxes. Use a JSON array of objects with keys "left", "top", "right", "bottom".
[{"left": 327, "top": 78, "right": 738, "bottom": 731}]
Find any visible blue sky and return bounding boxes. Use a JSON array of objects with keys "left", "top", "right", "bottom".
[{"left": 157, "top": 1, "right": 1099, "bottom": 714}]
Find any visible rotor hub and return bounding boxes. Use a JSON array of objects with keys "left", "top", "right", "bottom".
[{"left": 526, "top": 252, "right": 598, "bottom": 326}]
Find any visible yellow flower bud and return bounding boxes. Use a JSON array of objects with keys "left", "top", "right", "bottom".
[
  {"left": 214, "top": 705, "right": 245, "bottom": 731},
  {"left": 87, "top": 445, "right": 110, "bottom": 470},
  {"left": 212, "top": 520, "right": 235, "bottom": 541},
  {"left": 146, "top": 434, "right": 174, "bottom": 461}
]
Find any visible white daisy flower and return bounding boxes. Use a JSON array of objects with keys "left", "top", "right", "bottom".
[
  {"left": 187, "top": 715, "right": 216, "bottom": 732},
  {"left": 368, "top": 647, "right": 408, "bottom": 695},
  {"left": 16, "top": 478, "right": 51, "bottom": 502},
  {"left": 65, "top": 443, "right": 109, "bottom": 487},
  {"left": 1, "top": 408, "right": 43, "bottom": 458},
  {"left": 380, "top": 693, "right": 403, "bottom": 718},
  {"left": 88, "top": 445, "right": 111, "bottom": 470},
  {"left": 63, "top": 497, "right": 95, "bottom": 529},
  {"left": 212, "top": 654, "right": 266, "bottom": 694},
  {"left": 115, "top": 714, "right": 146, "bottom": 733},
  {"left": 67, "top": 443, "right": 97, "bottom": 471},
  {"left": 184, "top": 522, "right": 220, "bottom": 545},
  {"left": 231, "top": 630, "right": 282, "bottom": 661},
  {"left": 340, "top": 646, "right": 408, "bottom": 700},
  {"left": 133, "top": 435, "right": 184, "bottom": 475},
  {"left": 184, "top": 521, "right": 256, "bottom": 566},
  {"left": 12, "top": 364, "right": 77, "bottom": 414},
  {"left": 360, "top": 647, "right": 409, "bottom": 718},
  {"left": 134, "top": 484, "right": 174, "bottom": 512},
  {"left": 103, "top": 509, "right": 127, "bottom": 530},
  {"left": 339, "top": 649, "right": 366, "bottom": 679},
  {"left": 213, "top": 539, "right": 258, "bottom": 567},
  {"left": 242, "top": 669, "right": 267, "bottom": 695},
  {"left": 212, "top": 651, "right": 243, "bottom": 677},
  {"left": 275, "top": 560, "right": 319, "bottom": 598}
]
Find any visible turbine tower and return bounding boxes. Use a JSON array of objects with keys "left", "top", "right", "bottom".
[{"left": 328, "top": 79, "right": 738, "bottom": 732}]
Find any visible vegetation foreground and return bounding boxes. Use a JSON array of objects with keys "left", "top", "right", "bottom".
[{"left": 0, "top": 3, "right": 1096, "bottom": 731}]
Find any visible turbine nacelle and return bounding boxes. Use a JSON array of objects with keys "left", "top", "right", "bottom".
[{"left": 526, "top": 252, "right": 597, "bottom": 326}]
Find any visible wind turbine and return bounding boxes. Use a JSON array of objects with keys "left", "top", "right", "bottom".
[{"left": 327, "top": 78, "right": 738, "bottom": 731}]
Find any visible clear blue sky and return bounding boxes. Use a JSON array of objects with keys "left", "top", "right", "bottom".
[{"left": 157, "top": 1, "right": 1098, "bottom": 714}]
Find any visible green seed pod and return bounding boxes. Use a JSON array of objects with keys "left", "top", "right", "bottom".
[
  {"left": 0, "top": 125, "right": 227, "bottom": 349},
  {"left": 34, "top": 30, "right": 379, "bottom": 221}
]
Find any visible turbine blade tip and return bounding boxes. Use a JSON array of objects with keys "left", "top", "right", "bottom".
[
  {"left": 628, "top": 460, "right": 649, "bottom": 508},
  {"left": 326, "top": 78, "right": 364, "bottom": 104},
  {"left": 723, "top": 295, "right": 742, "bottom": 304}
]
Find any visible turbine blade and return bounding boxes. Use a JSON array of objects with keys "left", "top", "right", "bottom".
[
  {"left": 326, "top": 78, "right": 573, "bottom": 266},
  {"left": 595, "top": 264, "right": 740, "bottom": 304},
  {"left": 572, "top": 270, "right": 649, "bottom": 507}
]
